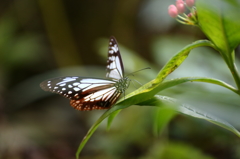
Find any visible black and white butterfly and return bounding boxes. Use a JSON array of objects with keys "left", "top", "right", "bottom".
[{"left": 40, "top": 36, "right": 130, "bottom": 111}]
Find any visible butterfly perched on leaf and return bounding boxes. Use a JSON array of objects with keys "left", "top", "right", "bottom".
[{"left": 40, "top": 36, "right": 130, "bottom": 111}]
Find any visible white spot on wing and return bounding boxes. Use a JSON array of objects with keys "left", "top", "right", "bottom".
[
  {"left": 73, "top": 82, "right": 80, "bottom": 86},
  {"left": 109, "top": 56, "right": 115, "bottom": 61},
  {"left": 59, "top": 83, "right": 66, "bottom": 87},
  {"left": 57, "top": 77, "right": 78, "bottom": 85},
  {"left": 73, "top": 87, "right": 81, "bottom": 91},
  {"left": 111, "top": 44, "right": 118, "bottom": 53}
]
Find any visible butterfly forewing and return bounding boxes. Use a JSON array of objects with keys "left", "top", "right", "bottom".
[{"left": 106, "top": 36, "right": 124, "bottom": 80}]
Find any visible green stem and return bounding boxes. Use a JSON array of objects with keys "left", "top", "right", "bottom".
[
  {"left": 220, "top": 50, "right": 240, "bottom": 91},
  {"left": 228, "top": 59, "right": 240, "bottom": 91},
  {"left": 205, "top": 44, "right": 240, "bottom": 93}
]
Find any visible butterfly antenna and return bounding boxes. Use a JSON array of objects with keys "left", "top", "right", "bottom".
[
  {"left": 130, "top": 79, "right": 143, "bottom": 89},
  {"left": 132, "top": 79, "right": 143, "bottom": 86},
  {"left": 131, "top": 80, "right": 137, "bottom": 89},
  {"left": 126, "top": 67, "right": 151, "bottom": 77}
]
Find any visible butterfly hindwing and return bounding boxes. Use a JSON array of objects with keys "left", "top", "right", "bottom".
[
  {"left": 40, "top": 77, "right": 122, "bottom": 110},
  {"left": 70, "top": 86, "right": 121, "bottom": 111},
  {"left": 106, "top": 36, "right": 124, "bottom": 80}
]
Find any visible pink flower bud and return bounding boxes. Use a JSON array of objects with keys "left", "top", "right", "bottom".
[
  {"left": 176, "top": 0, "right": 184, "bottom": 5},
  {"left": 187, "top": 12, "right": 193, "bottom": 18},
  {"left": 185, "top": 0, "right": 195, "bottom": 7},
  {"left": 176, "top": 2, "right": 185, "bottom": 14},
  {"left": 168, "top": 5, "right": 178, "bottom": 18}
]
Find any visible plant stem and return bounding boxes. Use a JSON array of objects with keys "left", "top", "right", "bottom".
[
  {"left": 229, "top": 62, "right": 240, "bottom": 91},
  {"left": 208, "top": 46, "right": 240, "bottom": 94},
  {"left": 221, "top": 50, "right": 240, "bottom": 92}
]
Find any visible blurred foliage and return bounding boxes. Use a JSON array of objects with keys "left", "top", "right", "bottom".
[{"left": 0, "top": 0, "right": 239, "bottom": 159}]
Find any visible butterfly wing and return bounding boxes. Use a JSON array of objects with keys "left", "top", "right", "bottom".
[
  {"left": 40, "top": 37, "right": 128, "bottom": 111},
  {"left": 106, "top": 36, "right": 124, "bottom": 80},
  {"left": 40, "top": 77, "right": 121, "bottom": 111}
]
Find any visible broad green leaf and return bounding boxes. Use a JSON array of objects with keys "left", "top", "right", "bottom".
[
  {"left": 139, "top": 95, "right": 240, "bottom": 137},
  {"left": 107, "top": 109, "right": 121, "bottom": 130},
  {"left": 153, "top": 107, "right": 176, "bottom": 136},
  {"left": 155, "top": 40, "right": 216, "bottom": 82},
  {"left": 197, "top": 0, "right": 240, "bottom": 55},
  {"left": 75, "top": 106, "right": 123, "bottom": 159}
]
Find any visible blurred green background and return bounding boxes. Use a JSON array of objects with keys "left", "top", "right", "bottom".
[{"left": 0, "top": 0, "right": 240, "bottom": 159}]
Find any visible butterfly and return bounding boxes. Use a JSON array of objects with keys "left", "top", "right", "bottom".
[{"left": 40, "top": 36, "right": 130, "bottom": 111}]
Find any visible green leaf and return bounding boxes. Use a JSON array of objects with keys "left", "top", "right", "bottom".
[
  {"left": 155, "top": 40, "right": 216, "bottom": 82},
  {"left": 107, "top": 109, "right": 121, "bottom": 130},
  {"left": 197, "top": 0, "right": 240, "bottom": 54},
  {"left": 75, "top": 106, "right": 124, "bottom": 159},
  {"left": 153, "top": 107, "right": 176, "bottom": 136},
  {"left": 158, "top": 77, "right": 238, "bottom": 94},
  {"left": 139, "top": 95, "right": 240, "bottom": 137}
]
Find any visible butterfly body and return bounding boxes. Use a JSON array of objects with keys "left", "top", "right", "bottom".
[{"left": 40, "top": 37, "right": 130, "bottom": 111}]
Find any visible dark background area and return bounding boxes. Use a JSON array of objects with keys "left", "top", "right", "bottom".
[{"left": 0, "top": 0, "right": 240, "bottom": 159}]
